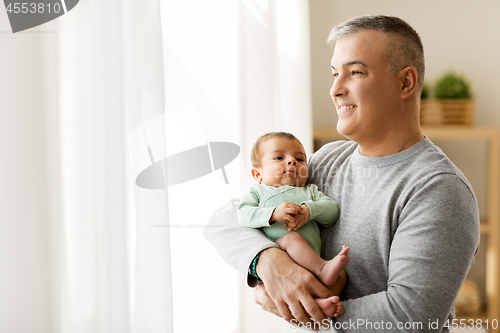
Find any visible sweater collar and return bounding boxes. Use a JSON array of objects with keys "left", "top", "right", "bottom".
[{"left": 350, "top": 136, "right": 431, "bottom": 168}]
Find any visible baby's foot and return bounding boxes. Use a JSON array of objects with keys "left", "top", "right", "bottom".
[
  {"left": 316, "top": 296, "right": 344, "bottom": 317},
  {"left": 318, "top": 245, "right": 350, "bottom": 286}
]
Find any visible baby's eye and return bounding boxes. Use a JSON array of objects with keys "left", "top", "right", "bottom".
[
  {"left": 274, "top": 156, "right": 283, "bottom": 160},
  {"left": 297, "top": 158, "right": 305, "bottom": 162}
]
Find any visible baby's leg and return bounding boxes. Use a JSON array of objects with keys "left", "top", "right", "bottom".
[
  {"left": 275, "top": 232, "right": 349, "bottom": 286},
  {"left": 319, "top": 245, "right": 350, "bottom": 286},
  {"left": 316, "top": 296, "right": 344, "bottom": 317},
  {"left": 314, "top": 270, "right": 347, "bottom": 319},
  {"left": 328, "top": 270, "right": 347, "bottom": 296}
]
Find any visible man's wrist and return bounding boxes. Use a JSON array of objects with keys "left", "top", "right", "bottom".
[
  {"left": 249, "top": 252, "right": 262, "bottom": 281},
  {"left": 249, "top": 247, "right": 281, "bottom": 280},
  {"left": 256, "top": 247, "right": 285, "bottom": 282},
  {"left": 248, "top": 247, "right": 279, "bottom": 287}
]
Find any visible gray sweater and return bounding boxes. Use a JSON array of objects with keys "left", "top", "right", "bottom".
[{"left": 204, "top": 138, "right": 479, "bottom": 332}]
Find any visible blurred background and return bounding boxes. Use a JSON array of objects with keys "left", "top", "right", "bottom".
[{"left": 1, "top": 0, "right": 499, "bottom": 332}]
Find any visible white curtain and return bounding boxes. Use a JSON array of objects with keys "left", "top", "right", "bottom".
[
  {"left": 50, "top": 0, "right": 311, "bottom": 332},
  {"left": 239, "top": 0, "right": 313, "bottom": 157},
  {"left": 237, "top": 1, "right": 312, "bottom": 332},
  {"left": 53, "top": 0, "right": 172, "bottom": 331}
]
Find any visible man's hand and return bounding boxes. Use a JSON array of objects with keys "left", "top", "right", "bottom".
[
  {"left": 256, "top": 247, "right": 333, "bottom": 328},
  {"left": 254, "top": 284, "right": 281, "bottom": 316}
]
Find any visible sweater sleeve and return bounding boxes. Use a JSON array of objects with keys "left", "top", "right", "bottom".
[
  {"left": 332, "top": 174, "right": 479, "bottom": 333},
  {"left": 302, "top": 184, "right": 339, "bottom": 228},
  {"left": 237, "top": 185, "right": 276, "bottom": 228},
  {"left": 203, "top": 198, "right": 279, "bottom": 287}
]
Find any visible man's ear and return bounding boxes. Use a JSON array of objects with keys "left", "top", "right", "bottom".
[
  {"left": 400, "top": 66, "right": 418, "bottom": 99},
  {"left": 251, "top": 168, "right": 263, "bottom": 183}
]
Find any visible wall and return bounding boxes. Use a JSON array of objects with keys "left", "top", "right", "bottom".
[
  {"left": 0, "top": 10, "right": 53, "bottom": 333},
  {"left": 310, "top": 0, "right": 500, "bottom": 128}
]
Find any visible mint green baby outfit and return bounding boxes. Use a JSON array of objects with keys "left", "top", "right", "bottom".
[{"left": 237, "top": 183, "right": 339, "bottom": 255}]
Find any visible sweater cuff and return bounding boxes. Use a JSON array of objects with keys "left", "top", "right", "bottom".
[{"left": 245, "top": 244, "right": 279, "bottom": 288}]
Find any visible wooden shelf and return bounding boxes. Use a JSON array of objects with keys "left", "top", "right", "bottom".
[
  {"left": 314, "top": 126, "right": 500, "bottom": 141},
  {"left": 313, "top": 126, "right": 500, "bottom": 326},
  {"left": 457, "top": 311, "right": 488, "bottom": 321},
  {"left": 480, "top": 223, "right": 490, "bottom": 234}
]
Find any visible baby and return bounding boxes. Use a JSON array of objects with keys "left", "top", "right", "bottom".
[{"left": 238, "top": 132, "right": 349, "bottom": 317}]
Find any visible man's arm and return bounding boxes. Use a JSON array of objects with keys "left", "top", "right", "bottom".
[
  {"left": 204, "top": 198, "right": 277, "bottom": 286},
  {"left": 204, "top": 199, "right": 333, "bottom": 326},
  {"left": 333, "top": 174, "right": 479, "bottom": 332}
]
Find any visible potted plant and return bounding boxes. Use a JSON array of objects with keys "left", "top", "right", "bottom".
[
  {"left": 419, "top": 82, "right": 441, "bottom": 125},
  {"left": 434, "top": 72, "right": 472, "bottom": 99},
  {"left": 421, "top": 82, "right": 431, "bottom": 100},
  {"left": 420, "top": 72, "right": 474, "bottom": 125}
]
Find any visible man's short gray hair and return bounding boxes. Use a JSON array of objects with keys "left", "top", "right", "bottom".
[{"left": 327, "top": 15, "right": 425, "bottom": 93}]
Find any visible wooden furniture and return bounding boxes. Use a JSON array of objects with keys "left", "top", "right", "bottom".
[
  {"left": 313, "top": 126, "right": 500, "bottom": 327},
  {"left": 420, "top": 100, "right": 474, "bottom": 125}
]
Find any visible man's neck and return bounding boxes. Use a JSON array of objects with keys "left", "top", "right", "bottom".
[{"left": 356, "top": 127, "right": 424, "bottom": 157}]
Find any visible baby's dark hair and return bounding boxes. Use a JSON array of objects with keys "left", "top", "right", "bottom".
[{"left": 251, "top": 132, "right": 301, "bottom": 167}]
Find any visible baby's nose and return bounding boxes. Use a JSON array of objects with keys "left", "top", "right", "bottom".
[{"left": 287, "top": 158, "right": 296, "bottom": 165}]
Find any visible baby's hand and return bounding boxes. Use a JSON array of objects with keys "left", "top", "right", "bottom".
[
  {"left": 286, "top": 204, "right": 311, "bottom": 231},
  {"left": 270, "top": 202, "right": 302, "bottom": 227}
]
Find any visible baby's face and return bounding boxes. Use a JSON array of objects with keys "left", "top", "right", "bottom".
[{"left": 253, "top": 137, "right": 308, "bottom": 187}]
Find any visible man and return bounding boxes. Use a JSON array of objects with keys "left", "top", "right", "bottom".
[{"left": 205, "top": 15, "right": 479, "bottom": 332}]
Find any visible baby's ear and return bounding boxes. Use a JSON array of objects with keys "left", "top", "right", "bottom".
[{"left": 251, "top": 168, "right": 263, "bottom": 183}]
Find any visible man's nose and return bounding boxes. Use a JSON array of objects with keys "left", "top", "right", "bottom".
[{"left": 330, "top": 76, "right": 347, "bottom": 99}]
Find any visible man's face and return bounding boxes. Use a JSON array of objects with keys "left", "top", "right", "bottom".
[{"left": 330, "top": 30, "right": 402, "bottom": 141}]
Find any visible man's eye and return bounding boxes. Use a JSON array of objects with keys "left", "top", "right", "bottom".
[
  {"left": 351, "top": 71, "right": 363, "bottom": 75},
  {"left": 332, "top": 73, "right": 339, "bottom": 78}
]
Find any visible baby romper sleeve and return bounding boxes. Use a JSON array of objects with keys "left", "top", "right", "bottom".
[
  {"left": 301, "top": 184, "right": 339, "bottom": 228},
  {"left": 237, "top": 184, "right": 276, "bottom": 228}
]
